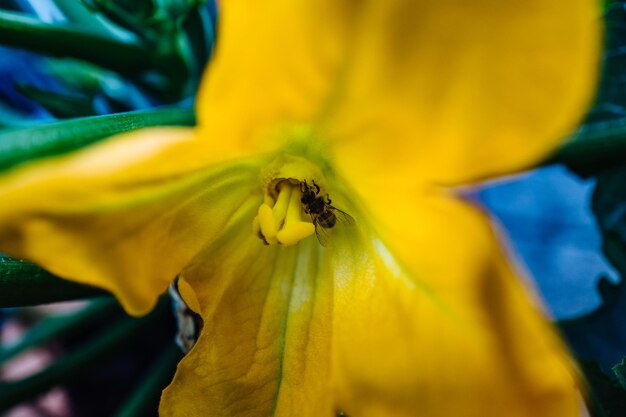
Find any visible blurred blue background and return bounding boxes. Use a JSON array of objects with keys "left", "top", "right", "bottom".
[{"left": 478, "top": 166, "right": 616, "bottom": 320}]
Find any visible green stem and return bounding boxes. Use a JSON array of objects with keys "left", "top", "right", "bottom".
[
  {"left": 112, "top": 344, "right": 182, "bottom": 417},
  {"left": 53, "top": 0, "right": 123, "bottom": 38},
  {"left": 0, "top": 257, "right": 107, "bottom": 307},
  {"left": 0, "top": 10, "right": 152, "bottom": 74},
  {"left": 82, "top": 0, "right": 158, "bottom": 44},
  {"left": 0, "top": 106, "right": 195, "bottom": 171},
  {"left": 0, "top": 298, "right": 121, "bottom": 363},
  {"left": 0, "top": 299, "right": 168, "bottom": 411},
  {"left": 546, "top": 117, "right": 626, "bottom": 176}
]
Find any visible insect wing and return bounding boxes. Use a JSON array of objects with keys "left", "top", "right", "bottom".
[
  {"left": 311, "top": 206, "right": 354, "bottom": 247},
  {"left": 329, "top": 206, "right": 355, "bottom": 228},
  {"left": 313, "top": 219, "right": 331, "bottom": 247}
]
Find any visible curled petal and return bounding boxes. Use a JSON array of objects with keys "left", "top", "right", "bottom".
[
  {"left": 0, "top": 127, "right": 260, "bottom": 315},
  {"left": 161, "top": 213, "right": 333, "bottom": 417}
]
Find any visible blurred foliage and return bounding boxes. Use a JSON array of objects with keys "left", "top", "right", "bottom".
[
  {"left": 0, "top": 106, "right": 194, "bottom": 172},
  {"left": 0, "top": 1, "right": 212, "bottom": 415},
  {"left": 0, "top": 256, "right": 107, "bottom": 307},
  {"left": 0, "top": 0, "right": 215, "bottom": 125},
  {"left": 551, "top": 2, "right": 626, "bottom": 176},
  {"left": 557, "top": 4, "right": 626, "bottom": 415}
]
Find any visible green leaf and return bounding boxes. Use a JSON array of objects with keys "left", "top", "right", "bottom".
[
  {"left": 81, "top": 0, "right": 158, "bottom": 44},
  {"left": 52, "top": 0, "right": 124, "bottom": 37},
  {"left": 0, "top": 256, "right": 108, "bottom": 307},
  {"left": 547, "top": 118, "right": 626, "bottom": 177},
  {"left": 0, "top": 10, "right": 153, "bottom": 75},
  {"left": 0, "top": 106, "right": 195, "bottom": 171},
  {"left": 546, "top": 1, "right": 626, "bottom": 176}
]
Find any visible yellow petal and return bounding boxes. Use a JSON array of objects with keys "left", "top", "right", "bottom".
[
  {"left": 196, "top": 0, "right": 357, "bottom": 154},
  {"left": 178, "top": 276, "right": 201, "bottom": 314},
  {"left": 0, "top": 127, "right": 260, "bottom": 315},
  {"left": 161, "top": 216, "right": 333, "bottom": 417},
  {"left": 328, "top": 214, "right": 580, "bottom": 417},
  {"left": 327, "top": 0, "right": 600, "bottom": 185}
]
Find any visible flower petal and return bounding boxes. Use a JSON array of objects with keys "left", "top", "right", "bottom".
[
  {"left": 196, "top": 0, "right": 357, "bottom": 154},
  {"left": 161, "top": 214, "right": 334, "bottom": 417},
  {"left": 0, "top": 127, "right": 260, "bottom": 315},
  {"left": 327, "top": 0, "right": 599, "bottom": 184},
  {"left": 328, "top": 206, "right": 581, "bottom": 417}
]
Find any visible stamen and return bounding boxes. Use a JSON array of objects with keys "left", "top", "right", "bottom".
[
  {"left": 253, "top": 179, "right": 315, "bottom": 246},
  {"left": 256, "top": 203, "right": 278, "bottom": 245},
  {"left": 272, "top": 181, "right": 292, "bottom": 225},
  {"left": 277, "top": 184, "right": 315, "bottom": 245}
]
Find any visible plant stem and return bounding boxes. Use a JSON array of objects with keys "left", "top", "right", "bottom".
[
  {"left": 0, "top": 257, "right": 107, "bottom": 307},
  {"left": 0, "top": 10, "right": 152, "bottom": 74},
  {"left": 0, "top": 106, "right": 195, "bottom": 171}
]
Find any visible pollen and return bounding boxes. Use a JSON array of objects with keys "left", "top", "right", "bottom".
[{"left": 253, "top": 179, "right": 315, "bottom": 246}]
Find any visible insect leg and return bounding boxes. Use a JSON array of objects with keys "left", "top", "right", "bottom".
[{"left": 311, "top": 179, "right": 321, "bottom": 194}]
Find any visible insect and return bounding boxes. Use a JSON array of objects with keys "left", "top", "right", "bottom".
[{"left": 300, "top": 179, "right": 354, "bottom": 246}]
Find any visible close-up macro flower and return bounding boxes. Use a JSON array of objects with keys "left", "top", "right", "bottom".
[{"left": 3, "top": 0, "right": 626, "bottom": 416}]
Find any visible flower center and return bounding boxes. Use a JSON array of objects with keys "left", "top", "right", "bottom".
[
  {"left": 252, "top": 155, "right": 328, "bottom": 246},
  {"left": 253, "top": 179, "right": 315, "bottom": 246}
]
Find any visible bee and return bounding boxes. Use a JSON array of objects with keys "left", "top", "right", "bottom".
[{"left": 300, "top": 179, "right": 354, "bottom": 246}]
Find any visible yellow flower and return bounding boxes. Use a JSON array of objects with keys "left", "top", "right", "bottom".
[{"left": 0, "top": 1, "right": 599, "bottom": 417}]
